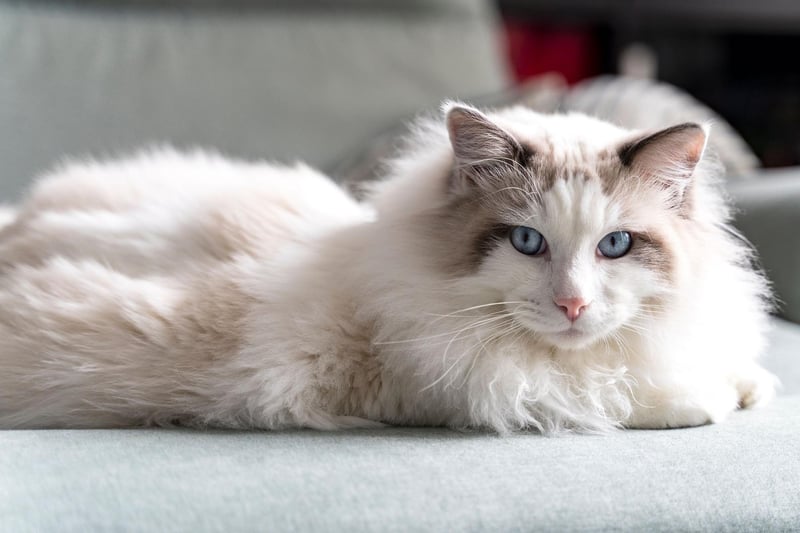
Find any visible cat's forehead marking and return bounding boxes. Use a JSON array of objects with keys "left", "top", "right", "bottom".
[
  {"left": 543, "top": 175, "right": 610, "bottom": 234},
  {"left": 519, "top": 138, "right": 612, "bottom": 195},
  {"left": 497, "top": 113, "right": 629, "bottom": 197},
  {"left": 595, "top": 148, "right": 630, "bottom": 196}
]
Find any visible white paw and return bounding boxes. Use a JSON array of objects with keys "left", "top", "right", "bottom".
[
  {"left": 626, "top": 386, "right": 739, "bottom": 429},
  {"left": 735, "top": 365, "right": 778, "bottom": 409}
]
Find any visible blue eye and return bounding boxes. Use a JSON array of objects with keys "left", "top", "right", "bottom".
[
  {"left": 598, "top": 231, "right": 632, "bottom": 258},
  {"left": 510, "top": 226, "right": 546, "bottom": 256}
]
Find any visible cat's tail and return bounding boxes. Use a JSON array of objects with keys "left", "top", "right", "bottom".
[{"left": 0, "top": 206, "right": 17, "bottom": 231}]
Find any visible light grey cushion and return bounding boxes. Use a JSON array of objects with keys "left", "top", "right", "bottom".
[
  {"left": 0, "top": 0, "right": 508, "bottom": 200},
  {"left": 729, "top": 169, "right": 800, "bottom": 324},
  {"left": 763, "top": 315, "right": 800, "bottom": 394},
  {"left": 2, "top": 317, "right": 799, "bottom": 532}
]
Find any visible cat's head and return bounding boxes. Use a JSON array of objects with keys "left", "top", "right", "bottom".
[{"left": 409, "top": 103, "right": 711, "bottom": 350}]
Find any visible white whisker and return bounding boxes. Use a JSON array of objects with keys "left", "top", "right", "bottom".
[{"left": 374, "top": 313, "right": 513, "bottom": 346}]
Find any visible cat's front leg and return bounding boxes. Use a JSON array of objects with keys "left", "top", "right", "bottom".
[
  {"left": 626, "top": 363, "right": 778, "bottom": 429},
  {"left": 625, "top": 380, "right": 740, "bottom": 429}
]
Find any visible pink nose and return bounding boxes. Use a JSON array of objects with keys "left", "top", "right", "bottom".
[{"left": 554, "top": 297, "right": 590, "bottom": 322}]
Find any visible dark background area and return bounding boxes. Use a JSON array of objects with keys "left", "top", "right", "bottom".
[{"left": 498, "top": 0, "right": 800, "bottom": 167}]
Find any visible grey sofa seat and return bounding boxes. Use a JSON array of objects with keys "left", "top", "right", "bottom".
[{"left": 3, "top": 318, "right": 799, "bottom": 532}]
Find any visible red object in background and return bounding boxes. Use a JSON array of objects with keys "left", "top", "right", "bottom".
[{"left": 503, "top": 20, "right": 598, "bottom": 85}]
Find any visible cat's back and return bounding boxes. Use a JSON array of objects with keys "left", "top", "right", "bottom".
[
  {"left": 0, "top": 149, "right": 373, "bottom": 427},
  {"left": 0, "top": 148, "right": 372, "bottom": 275}
]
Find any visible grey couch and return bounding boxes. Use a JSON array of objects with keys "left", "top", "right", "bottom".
[{"left": 2, "top": 1, "right": 799, "bottom": 531}]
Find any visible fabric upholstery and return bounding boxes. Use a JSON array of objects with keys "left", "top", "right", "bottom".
[
  {"left": 0, "top": 0, "right": 508, "bottom": 200},
  {"left": 729, "top": 169, "right": 800, "bottom": 324},
  {"left": 2, "top": 318, "right": 799, "bottom": 532},
  {"left": 2, "top": 403, "right": 799, "bottom": 532}
]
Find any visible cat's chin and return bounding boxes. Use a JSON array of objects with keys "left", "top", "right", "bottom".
[
  {"left": 540, "top": 327, "right": 602, "bottom": 351},
  {"left": 513, "top": 315, "right": 603, "bottom": 350}
]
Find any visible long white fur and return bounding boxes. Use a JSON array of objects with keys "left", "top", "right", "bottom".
[{"left": 0, "top": 108, "right": 777, "bottom": 433}]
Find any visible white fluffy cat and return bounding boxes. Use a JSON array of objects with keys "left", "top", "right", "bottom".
[{"left": 0, "top": 103, "right": 777, "bottom": 433}]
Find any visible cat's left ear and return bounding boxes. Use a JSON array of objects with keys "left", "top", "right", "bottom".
[
  {"left": 617, "top": 123, "right": 709, "bottom": 205},
  {"left": 445, "top": 103, "right": 527, "bottom": 194}
]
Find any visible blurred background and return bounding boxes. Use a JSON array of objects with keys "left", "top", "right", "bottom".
[
  {"left": 500, "top": 0, "right": 800, "bottom": 168},
  {"left": 5, "top": 0, "right": 800, "bottom": 197}
]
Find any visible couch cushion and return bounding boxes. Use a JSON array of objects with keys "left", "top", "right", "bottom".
[
  {"left": 729, "top": 169, "right": 800, "bottom": 325},
  {"left": 0, "top": 0, "right": 508, "bottom": 200},
  {"left": 2, "top": 318, "right": 798, "bottom": 531},
  {"left": 763, "top": 316, "right": 800, "bottom": 394},
  {"left": 1, "top": 402, "right": 798, "bottom": 531}
]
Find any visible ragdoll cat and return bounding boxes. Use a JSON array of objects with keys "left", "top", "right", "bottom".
[{"left": 0, "top": 103, "right": 777, "bottom": 433}]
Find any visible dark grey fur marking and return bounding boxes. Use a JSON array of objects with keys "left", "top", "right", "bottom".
[
  {"left": 629, "top": 232, "right": 672, "bottom": 278},
  {"left": 476, "top": 223, "right": 512, "bottom": 258},
  {"left": 422, "top": 188, "right": 522, "bottom": 276}
]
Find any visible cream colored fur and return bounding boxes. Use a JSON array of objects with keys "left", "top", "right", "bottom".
[{"left": 0, "top": 107, "right": 777, "bottom": 433}]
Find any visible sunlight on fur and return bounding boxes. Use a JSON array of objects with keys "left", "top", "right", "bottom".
[{"left": 0, "top": 103, "right": 777, "bottom": 433}]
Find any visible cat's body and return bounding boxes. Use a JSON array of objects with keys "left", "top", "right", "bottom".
[{"left": 0, "top": 105, "right": 777, "bottom": 432}]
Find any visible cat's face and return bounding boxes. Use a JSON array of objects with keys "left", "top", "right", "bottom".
[
  {"left": 479, "top": 177, "right": 669, "bottom": 350},
  {"left": 428, "top": 105, "right": 707, "bottom": 350}
]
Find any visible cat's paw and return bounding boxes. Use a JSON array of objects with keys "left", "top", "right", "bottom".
[
  {"left": 735, "top": 365, "right": 778, "bottom": 409},
  {"left": 626, "top": 385, "right": 739, "bottom": 429}
]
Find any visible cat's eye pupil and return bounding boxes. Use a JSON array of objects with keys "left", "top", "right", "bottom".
[
  {"left": 510, "top": 226, "right": 546, "bottom": 256},
  {"left": 598, "top": 231, "right": 632, "bottom": 259}
]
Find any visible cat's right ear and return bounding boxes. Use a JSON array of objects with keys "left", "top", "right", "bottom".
[{"left": 445, "top": 103, "right": 527, "bottom": 195}]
